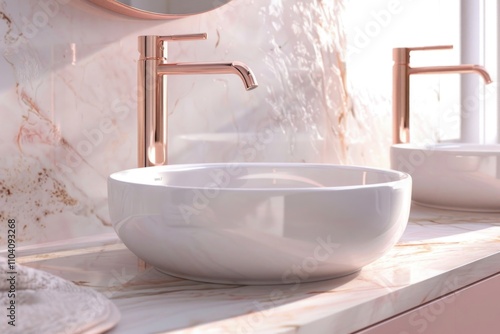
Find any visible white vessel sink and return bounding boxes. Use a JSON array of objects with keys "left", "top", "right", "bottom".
[
  {"left": 108, "top": 163, "right": 412, "bottom": 284},
  {"left": 391, "top": 143, "right": 500, "bottom": 212}
]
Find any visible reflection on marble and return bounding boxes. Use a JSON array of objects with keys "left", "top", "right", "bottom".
[
  {"left": 16, "top": 206, "right": 500, "bottom": 334},
  {"left": 0, "top": 0, "right": 350, "bottom": 248}
]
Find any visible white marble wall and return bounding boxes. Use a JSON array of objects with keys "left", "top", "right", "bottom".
[
  {"left": 0, "top": 0, "right": 457, "bottom": 248},
  {"left": 0, "top": 0, "right": 353, "bottom": 248}
]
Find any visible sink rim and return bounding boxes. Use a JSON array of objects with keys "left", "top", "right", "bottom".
[
  {"left": 109, "top": 162, "right": 411, "bottom": 191},
  {"left": 392, "top": 143, "right": 500, "bottom": 154}
]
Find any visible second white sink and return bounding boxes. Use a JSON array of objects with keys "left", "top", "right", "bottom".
[{"left": 391, "top": 143, "right": 500, "bottom": 212}]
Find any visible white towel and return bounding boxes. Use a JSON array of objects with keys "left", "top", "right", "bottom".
[{"left": 0, "top": 257, "right": 120, "bottom": 334}]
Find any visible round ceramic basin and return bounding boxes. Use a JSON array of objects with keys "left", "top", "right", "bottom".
[
  {"left": 391, "top": 143, "right": 500, "bottom": 212},
  {"left": 108, "top": 163, "right": 412, "bottom": 284}
]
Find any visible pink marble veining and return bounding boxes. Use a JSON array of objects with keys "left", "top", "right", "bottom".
[{"left": 0, "top": 0, "right": 351, "bottom": 248}]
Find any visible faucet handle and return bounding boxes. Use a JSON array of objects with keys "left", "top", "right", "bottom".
[
  {"left": 405, "top": 45, "right": 453, "bottom": 52},
  {"left": 159, "top": 33, "right": 207, "bottom": 42},
  {"left": 394, "top": 45, "right": 453, "bottom": 64},
  {"left": 139, "top": 34, "right": 208, "bottom": 60}
]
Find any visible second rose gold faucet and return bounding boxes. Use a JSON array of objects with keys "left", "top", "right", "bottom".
[
  {"left": 392, "top": 45, "right": 492, "bottom": 144},
  {"left": 137, "top": 33, "right": 258, "bottom": 167}
]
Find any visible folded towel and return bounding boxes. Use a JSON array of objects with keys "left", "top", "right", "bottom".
[{"left": 0, "top": 257, "right": 120, "bottom": 334}]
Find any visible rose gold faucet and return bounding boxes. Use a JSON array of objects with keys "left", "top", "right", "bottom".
[
  {"left": 138, "top": 33, "right": 258, "bottom": 167},
  {"left": 392, "top": 45, "right": 492, "bottom": 144}
]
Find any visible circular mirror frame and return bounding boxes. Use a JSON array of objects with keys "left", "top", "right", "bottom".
[{"left": 88, "top": 0, "right": 232, "bottom": 19}]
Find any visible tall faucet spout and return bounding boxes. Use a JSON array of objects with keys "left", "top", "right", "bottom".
[
  {"left": 409, "top": 64, "right": 492, "bottom": 83},
  {"left": 158, "top": 61, "right": 258, "bottom": 90},
  {"left": 392, "top": 45, "right": 493, "bottom": 144},
  {"left": 138, "top": 34, "right": 259, "bottom": 167}
]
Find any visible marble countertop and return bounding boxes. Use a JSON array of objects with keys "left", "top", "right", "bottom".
[{"left": 15, "top": 204, "right": 500, "bottom": 334}]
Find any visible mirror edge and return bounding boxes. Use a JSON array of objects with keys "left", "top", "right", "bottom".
[{"left": 88, "top": 0, "right": 230, "bottom": 19}]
